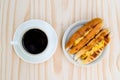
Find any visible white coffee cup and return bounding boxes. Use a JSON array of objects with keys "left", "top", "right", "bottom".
[{"left": 11, "top": 19, "right": 58, "bottom": 64}]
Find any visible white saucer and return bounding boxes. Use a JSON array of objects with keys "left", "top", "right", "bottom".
[
  {"left": 12, "top": 19, "right": 58, "bottom": 64},
  {"left": 62, "top": 20, "right": 109, "bottom": 66}
]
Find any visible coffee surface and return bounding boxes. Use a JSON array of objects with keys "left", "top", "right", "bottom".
[{"left": 22, "top": 29, "right": 48, "bottom": 54}]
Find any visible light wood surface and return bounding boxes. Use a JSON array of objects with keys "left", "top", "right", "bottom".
[{"left": 0, "top": 0, "right": 120, "bottom": 80}]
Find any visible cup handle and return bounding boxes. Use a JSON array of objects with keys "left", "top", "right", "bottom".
[{"left": 11, "top": 41, "right": 18, "bottom": 45}]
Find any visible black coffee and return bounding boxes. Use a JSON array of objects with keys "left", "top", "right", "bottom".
[{"left": 22, "top": 29, "right": 48, "bottom": 54}]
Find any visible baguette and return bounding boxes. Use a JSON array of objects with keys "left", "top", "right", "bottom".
[
  {"left": 74, "top": 29, "right": 110, "bottom": 61},
  {"left": 65, "top": 18, "right": 103, "bottom": 50},
  {"left": 68, "top": 21, "right": 103, "bottom": 54},
  {"left": 81, "top": 33, "right": 110, "bottom": 64}
]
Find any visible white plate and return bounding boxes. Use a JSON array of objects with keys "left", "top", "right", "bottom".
[
  {"left": 62, "top": 20, "right": 109, "bottom": 66},
  {"left": 12, "top": 19, "right": 58, "bottom": 64}
]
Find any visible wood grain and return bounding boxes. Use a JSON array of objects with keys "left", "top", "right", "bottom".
[{"left": 0, "top": 0, "right": 120, "bottom": 80}]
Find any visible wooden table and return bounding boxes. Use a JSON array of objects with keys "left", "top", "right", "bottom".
[{"left": 1, "top": 0, "right": 120, "bottom": 80}]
